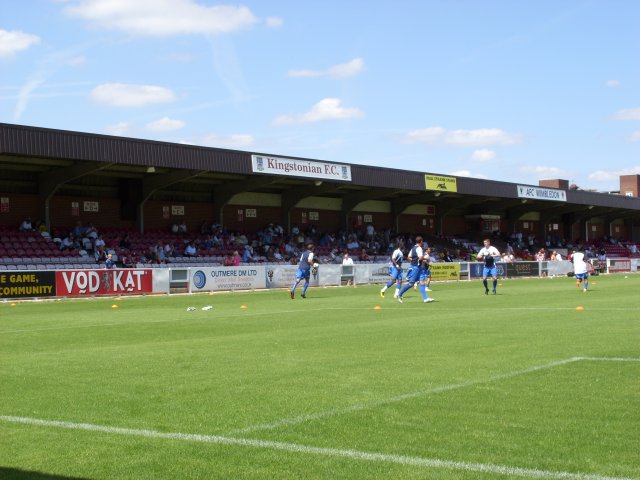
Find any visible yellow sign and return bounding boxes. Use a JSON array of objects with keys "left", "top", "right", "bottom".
[
  {"left": 425, "top": 174, "right": 457, "bottom": 192},
  {"left": 430, "top": 263, "right": 461, "bottom": 281}
]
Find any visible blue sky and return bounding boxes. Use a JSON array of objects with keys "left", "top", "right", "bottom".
[{"left": 1, "top": 0, "right": 639, "bottom": 192}]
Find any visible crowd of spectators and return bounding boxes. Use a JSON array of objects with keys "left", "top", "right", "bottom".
[{"left": 4, "top": 217, "right": 640, "bottom": 269}]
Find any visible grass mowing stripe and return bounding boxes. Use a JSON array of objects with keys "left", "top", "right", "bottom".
[
  {"left": 1, "top": 415, "right": 635, "bottom": 480},
  {"left": 232, "top": 357, "right": 582, "bottom": 434}
]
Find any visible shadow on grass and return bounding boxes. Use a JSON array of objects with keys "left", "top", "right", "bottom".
[{"left": 0, "top": 467, "right": 92, "bottom": 480}]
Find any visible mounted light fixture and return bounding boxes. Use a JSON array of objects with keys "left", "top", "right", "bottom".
[
  {"left": 434, "top": 192, "right": 441, "bottom": 197},
  {"left": 588, "top": 205, "right": 594, "bottom": 210},
  {"left": 146, "top": 166, "right": 156, "bottom": 173},
  {"left": 521, "top": 199, "right": 527, "bottom": 204},
  {"left": 314, "top": 180, "right": 323, "bottom": 186}
]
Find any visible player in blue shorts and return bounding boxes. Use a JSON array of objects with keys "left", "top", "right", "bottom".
[
  {"left": 419, "top": 248, "right": 433, "bottom": 295},
  {"left": 380, "top": 240, "right": 404, "bottom": 298},
  {"left": 396, "top": 236, "right": 433, "bottom": 303},
  {"left": 476, "top": 238, "right": 501, "bottom": 295},
  {"left": 571, "top": 249, "right": 589, "bottom": 292},
  {"left": 291, "top": 243, "right": 316, "bottom": 299}
]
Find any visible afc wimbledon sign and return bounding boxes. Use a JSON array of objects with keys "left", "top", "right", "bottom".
[
  {"left": 517, "top": 185, "right": 567, "bottom": 202},
  {"left": 252, "top": 155, "right": 352, "bottom": 182}
]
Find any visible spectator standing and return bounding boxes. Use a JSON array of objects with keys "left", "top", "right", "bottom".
[{"left": 19, "top": 217, "right": 34, "bottom": 231}]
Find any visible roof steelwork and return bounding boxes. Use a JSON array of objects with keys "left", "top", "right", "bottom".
[{"left": 2, "top": 122, "right": 640, "bottom": 219}]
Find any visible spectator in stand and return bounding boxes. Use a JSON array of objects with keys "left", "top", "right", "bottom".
[
  {"left": 85, "top": 223, "right": 99, "bottom": 241},
  {"left": 60, "top": 233, "right": 78, "bottom": 251},
  {"left": 598, "top": 249, "right": 607, "bottom": 263},
  {"left": 145, "top": 246, "right": 158, "bottom": 264},
  {"left": 536, "top": 248, "right": 546, "bottom": 261},
  {"left": 72, "top": 220, "right": 85, "bottom": 239},
  {"left": 35, "top": 219, "right": 48, "bottom": 234},
  {"left": 94, "top": 234, "right": 106, "bottom": 250},
  {"left": 171, "top": 222, "right": 179, "bottom": 234},
  {"left": 184, "top": 242, "right": 197, "bottom": 257},
  {"left": 342, "top": 252, "right": 354, "bottom": 266},
  {"left": 236, "top": 232, "right": 248, "bottom": 246},
  {"left": 346, "top": 235, "right": 360, "bottom": 250},
  {"left": 203, "top": 235, "right": 214, "bottom": 250},
  {"left": 506, "top": 243, "right": 514, "bottom": 255},
  {"left": 121, "top": 252, "right": 134, "bottom": 268},
  {"left": 105, "top": 253, "right": 115, "bottom": 269},
  {"left": 95, "top": 245, "right": 108, "bottom": 263},
  {"left": 155, "top": 242, "right": 166, "bottom": 263},
  {"left": 264, "top": 246, "right": 275, "bottom": 262},
  {"left": 119, "top": 234, "right": 132, "bottom": 250},
  {"left": 359, "top": 248, "right": 370, "bottom": 262},
  {"left": 242, "top": 245, "right": 254, "bottom": 263},
  {"left": 178, "top": 220, "right": 188, "bottom": 234},
  {"left": 291, "top": 224, "right": 300, "bottom": 236},
  {"left": 164, "top": 242, "right": 176, "bottom": 260},
  {"left": 442, "top": 249, "right": 454, "bottom": 262},
  {"left": 223, "top": 253, "right": 234, "bottom": 266},
  {"left": 232, "top": 250, "right": 241, "bottom": 266},
  {"left": 19, "top": 217, "right": 34, "bottom": 231}
]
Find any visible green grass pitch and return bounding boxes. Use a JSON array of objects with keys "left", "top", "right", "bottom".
[{"left": 1, "top": 274, "right": 639, "bottom": 480}]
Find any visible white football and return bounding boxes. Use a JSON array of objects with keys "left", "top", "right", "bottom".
[{"left": 313, "top": 263, "right": 319, "bottom": 268}]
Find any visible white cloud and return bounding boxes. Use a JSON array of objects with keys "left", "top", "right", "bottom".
[
  {"left": 273, "top": 98, "right": 363, "bottom": 125},
  {"left": 613, "top": 108, "right": 640, "bottom": 120},
  {"left": 445, "top": 128, "right": 522, "bottom": 146},
  {"left": 450, "top": 170, "right": 488, "bottom": 179},
  {"left": 201, "top": 133, "right": 255, "bottom": 148},
  {"left": 64, "top": 0, "right": 258, "bottom": 36},
  {"left": 65, "top": 55, "right": 86, "bottom": 66},
  {"left": 0, "top": 29, "right": 41, "bottom": 58},
  {"left": 629, "top": 131, "right": 640, "bottom": 142},
  {"left": 146, "top": 116, "right": 185, "bottom": 131},
  {"left": 520, "top": 165, "right": 564, "bottom": 177},
  {"left": 404, "top": 127, "right": 521, "bottom": 147},
  {"left": 90, "top": 83, "right": 176, "bottom": 107},
  {"left": 164, "top": 52, "right": 194, "bottom": 62},
  {"left": 265, "top": 16, "right": 283, "bottom": 28},
  {"left": 606, "top": 79, "right": 620, "bottom": 87},
  {"left": 471, "top": 149, "right": 496, "bottom": 162},
  {"left": 405, "top": 127, "right": 446, "bottom": 143},
  {"left": 104, "top": 122, "right": 131, "bottom": 136},
  {"left": 288, "top": 58, "right": 364, "bottom": 79},
  {"left": 588, "top": 166, "right": 640, "bottom": 182}
]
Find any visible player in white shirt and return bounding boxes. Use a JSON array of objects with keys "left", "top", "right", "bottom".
[
  {"left": 380, "top": 241, "right": 404, "bottom": 298},
  {"left": 571, "top": 250, "right": 589, "bottom": 292},
  {"left": 477, "top": 238, "right": 501, "bottom": 295}
]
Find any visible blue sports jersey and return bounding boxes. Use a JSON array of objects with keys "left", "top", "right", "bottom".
[
  {"left": 408, "top": 244, "right": 423, "bottom": 267},
  {"left": 391, "top": 248, "right": 403, "bottom": 267},
  {"left": 484, "top": 255, "right": 495, "bottom": 268},
  {"left": 298, "top": 250, "right": 314, "bottom": 271}
]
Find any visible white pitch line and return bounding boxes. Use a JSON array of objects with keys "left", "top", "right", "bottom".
[
  {"left": 0, "top": 415, "right": 636, "bottom": 480},
  {"left": 575, "top": 357, "right": 640, "bottom": 362},
  {"left": 232, "top": 357, "right": 582, "bottom": 434}
]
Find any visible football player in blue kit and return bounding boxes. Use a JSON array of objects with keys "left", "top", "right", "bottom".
[
  {"left": 380, "top": 240, "right": 404, "bottom": 298},
  {"left": 477, "top": 238, "right": 501, "bottom": 295},
  {"left": 291, "top": 243, "right": 316, "bottom": 299},
  {"left": 396, "top": 236, "right": 434, "bottom": 303}
]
